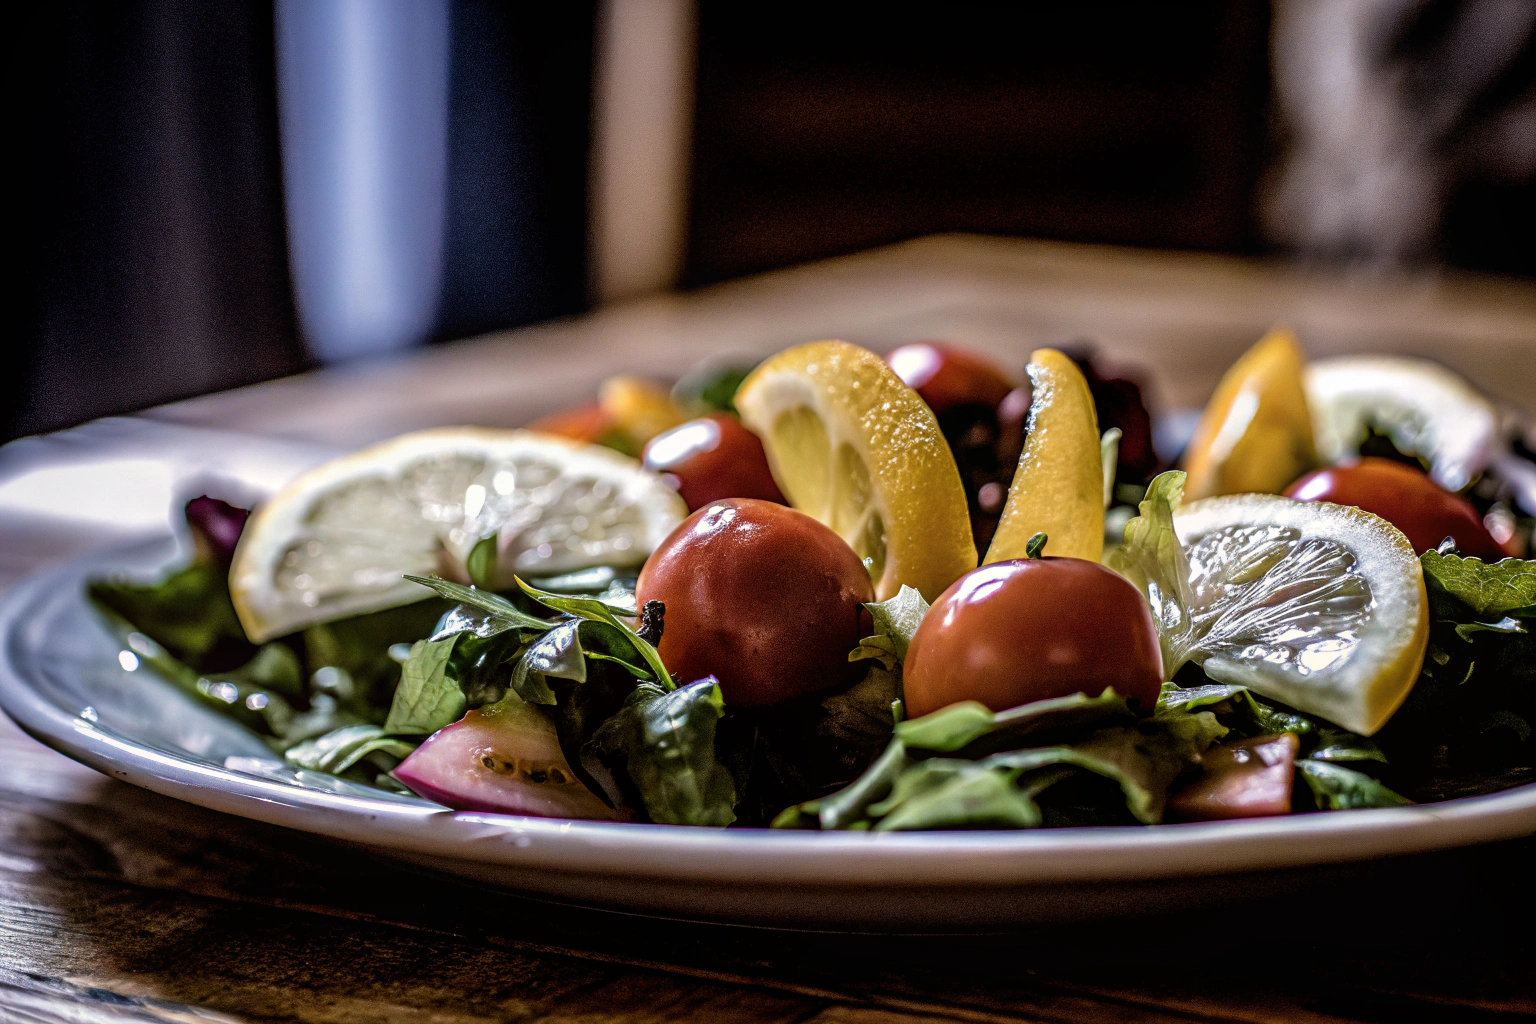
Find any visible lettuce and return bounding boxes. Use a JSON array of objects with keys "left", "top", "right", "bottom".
[{"left": 1104, "top": 471, "right": 1196, "bottom": 673}]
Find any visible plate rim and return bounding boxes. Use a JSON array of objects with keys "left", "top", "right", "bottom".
[{"left": 3, "top": 539, "right": 1534, "bottom": 891}]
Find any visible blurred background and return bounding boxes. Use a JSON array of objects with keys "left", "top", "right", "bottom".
[{"left": 10, "top": 0, "right": 1535, "bottom": 442}]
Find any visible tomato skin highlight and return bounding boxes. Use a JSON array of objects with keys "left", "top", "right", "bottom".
[
  {"left": 1167, "top": 733, "right": 1298, "bottom": 822},
  {"left": 886, "top": 342, "right": 1015, "bottom": 414},
  {"left": 636, "top": 498, "right": 874, "bottom": 707},
  {"left": 642, "top": 415, "right": 786, "bottom": 511},
  {"left": 1284, "top": 457, "right": 1504, "bottom": 560},
  {"left": 903, "top": 558, "right": 1164, "bottom": 718}
]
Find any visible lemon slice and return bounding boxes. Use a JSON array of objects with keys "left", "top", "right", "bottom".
[
  {"left": 735, "top": 340, "right": 976, "bottom": 601},
  {"left": 231, "top": 428, "right": 687, "bottom": 642},
  {"left": 1307, "top": 355, "right": 1497, "bottom": 493},
  {"left": 1183, "top": 328, "right": 1317, "bottom": 499},
  {"left": 985, "top": 349, "right": 1104, "bottom": 563},
  {"left": 1172, "top": 494, "right": 1428, "bottom": 735}
]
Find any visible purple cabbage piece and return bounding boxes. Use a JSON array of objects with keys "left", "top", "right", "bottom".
[{"left": 185, "top": 496, "right": 249, "bottom": 568}]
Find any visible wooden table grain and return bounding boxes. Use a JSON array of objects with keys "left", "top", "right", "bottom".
[{"left": 5, "top": 237, "right": 1535, "bottom": 1023}]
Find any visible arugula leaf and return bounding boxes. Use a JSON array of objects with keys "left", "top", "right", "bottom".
[
  {"left": 1420, "top": 551, "right": 1536, "bottom": 619},
  {"left": 1104, "top": 471, "right": 1194, "bottom": 674},
  {"left": 849, "top": 585, "right": 929, "bottom": 670},
  {"left": 589, "top": 677, "right": 737, "bottom": 825},
  {"left": 404, "top": 575, "right": 555, "bottom": 631},
  {"left": 285, "top": 724, "right": 417, "bottom": 775},
  {"left": 893, "top": 690, "right": 1134, "bottom": 754},
  {"left": 384, "top": 636, "right": 464, "bottom": 735},
  {"left": 516, "top": 578, "right": 672, "bottom": 687},
  {"left": 1298, "top": 760, "right": 1411, "bottom": 809},
  {"left": 89, "top": 561, "right": 254, "bottom": 671}
]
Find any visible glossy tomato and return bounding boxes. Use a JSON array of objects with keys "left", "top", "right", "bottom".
[
  {"left": 1284, "top": 457, "right": 1504, "bottom": 560},
  {"left": 635, "top": 499, "right": 873, "bottom": 707},
  {"left": 642, "top": 415, "right": 785, "bottom": 511},
  {"left": 903, "top": 558, "right": 1163, "bottom": 718},
  {"left": 886, "top": 342, "right": 1015, "bottom": 414}
]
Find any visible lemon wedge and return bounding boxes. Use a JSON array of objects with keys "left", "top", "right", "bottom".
[
  {"left": 735, "top": 340, "right": 976, "bottom": 601},
  {"left": 1183, "top": 327, "right": 1317, "bottom": 499},
  {"left": 1307, "top": 355, "right": 1497, "bottom": 493},
  {"left": 1172, "top": 493, "right": 1428, "bottom": 735},
  {"left": 984, "top": 349, "right": 1104, "bottom": 563},
  {"left": 230, "top": 428, "right": 687, "bottom": 642}
]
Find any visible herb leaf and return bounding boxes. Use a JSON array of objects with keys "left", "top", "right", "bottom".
[
  {"left": 516, "top": 578, "right": 672, "bottom": 687},
  {"left": 589, "top": 677, "right": 736, "bottom": 825},
  {"left": 1298, "top": 760, "right": 1411, "bottom": 809},
  {"left": 384, "top": 636, "right": 465, "bottom": 735}
]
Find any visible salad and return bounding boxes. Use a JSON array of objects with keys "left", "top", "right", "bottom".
[{"left": 88, "top": 329, "right": 1536, "bottom": 830}]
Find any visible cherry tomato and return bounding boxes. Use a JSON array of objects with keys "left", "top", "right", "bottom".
[
  {"left": 636, "top": 499, "right": 873, "bottom": 707},
  {"left": 1284, "top": 457, "right": 1504, "bottom": 560},
  {"left": 642, "top": 415, "right": 785, "bottom": 511},
  {"left": 886, "top": 342, "right": 1015, "bottom": 414},
  {"left": 903, "top": 558, "right": 1163, "bottom": 718},
  {"left": 1167, "top": 733, "right": 1298, "bottom": 822}
]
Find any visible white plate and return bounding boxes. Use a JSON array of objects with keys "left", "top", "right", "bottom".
[{"left": 3, "top": 536, "right": 1534, "bottom": 929}]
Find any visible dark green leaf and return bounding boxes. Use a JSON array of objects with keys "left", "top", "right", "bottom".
[
  {"left": 304, "top": 599, "right": 448, "bottom": 712},
  {"left": 522, "top": 621, "right": 587, "bottom": 683},
  {"left": 810, "top": 737, "right": 912, "bottom": 830},
  {"left": 1308, "top": 728, "right": 1388, "bottom": 763},
  {"left": 404, "top": 575, "right": 555, "bottom": 632},
  {"left": 1298, "top": 760, "right": 1411, "bottom": 809},
  {"left": 516, "top": 577, "right": 671, "bottom": 686},
  {"left": 589, "top": 678, "right": 736, "bottom": 825},
  {"left": 89, "top": 561, "right": 253, "bottom": 671},
  {"left": 384, "top": 636, "right": 464, "bottom": 735},
  {"left": 672, "top": 361, "right": 756, "bottom": 416}
]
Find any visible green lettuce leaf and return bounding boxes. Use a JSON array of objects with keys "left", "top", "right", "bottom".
[
  {"left": 285, "top": 724, "right": 417, "bottom": 775},
  {"left": 1420, "top": 550, "right": 1536, "bottom": 619},
  {"left": 384, "top": 636, "right": 464, "bottom": 735},
  {"left": 775, "top": 702, "right": 1223, "bottom": 830},
  {"left": 1104, "top": 471, "right": 1195, "bottom": 674},
  {"left": 589, "top": 677, "right": 736, "bottom": 825},
  {"left": 849, "top": 585, "right": 929, "bottom": 670}
]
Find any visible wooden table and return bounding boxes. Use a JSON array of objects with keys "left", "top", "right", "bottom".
[{"left": 5, "top": 237, "right": 1535, "bottom": 1023}]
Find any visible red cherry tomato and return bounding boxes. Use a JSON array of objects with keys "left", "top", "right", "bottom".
[
  {"left": 1284, "top": 457, "right": 1504, "bottom": 560},
  {"left": 642, "top": 415, "right": 785, "bottom": 511},
  {"left": 636, "top": 499, "right": 874, "bottom": 707},
  {"left": 886, "top": 342, "right": 1016, "bottom": 414},
  {"left": 903, "top": 558, "right": 1163, "bottom": 718}
]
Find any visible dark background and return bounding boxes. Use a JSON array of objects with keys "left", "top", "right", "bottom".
[{"left": 10, "top": 0, "right": 1534, "bottom": 441}]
